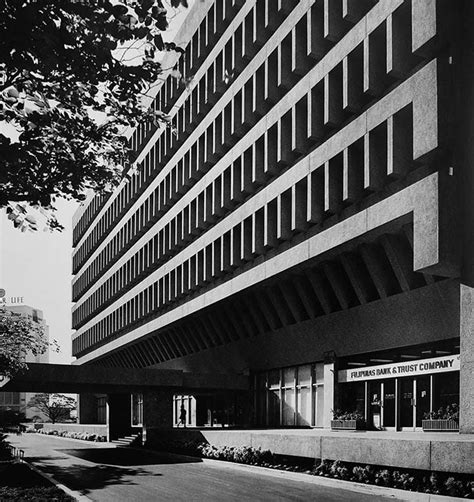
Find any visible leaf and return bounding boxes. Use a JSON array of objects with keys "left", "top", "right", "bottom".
[
  {"left": 140, "top": 0, "right": 154, "bottom": 10},
  {"left": 112, "top": 4, "right": 129, "bottom": 17},
  {"left": 134, "top": 26, "right": 149, "bottom": 39},
  {"left": 0, "top": 0, "right": 189, "bottom": 231},
  {"left": 154, "top": 34, "right": 164, "bottom": 51},
  {"left": 155, "top": 13, "right": 168, "bottom": 31}
]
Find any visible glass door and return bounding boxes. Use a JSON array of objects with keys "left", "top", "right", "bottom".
[
  {"left": 416, "top": 375, "right": 431, "bottom": 428},
  {"left": 369, "top": 381, "right": 382, "bottom": 429},
  {"left": 399, "top": 377, "right": 415, "bottom": 430},
  {"left": 382, "top": 380, "right": 396, "bottom": 429}
]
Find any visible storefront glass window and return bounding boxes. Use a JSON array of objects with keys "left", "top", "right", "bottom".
[
  {"left": 254, "top": 362, "right": 324, "bottom": 427},
  {"left": 297, "top": 386, "right": 311, "bottom": 426},
  {"left": 283, "top": 367, "right": 295, "bottom": 387},
  {"left": 315, "top": 386, "right": 324, "bottom": 427},
  {"left": 97, "top": 396, "right": 107, "bottom": 424},
  {"left": 297, "top": 365, "right": 311, "bottom": 386},
  {"left": 268, "top": 389, "right": 280, "bottom": 426},
  {"left": 268, "top": 369, "right": 280, "bottom": 387},
  {"left": 282, "top": 388, "right": 295, "bottom": 425},
  {"left": 435, "top": 372, "right": 459, "bottom": 410},
  {"left": 340, "top": 382, "right": 365, "bottom": 416},
  {"left": 313, "top": 363, "right": 324, "bottom": 384}
]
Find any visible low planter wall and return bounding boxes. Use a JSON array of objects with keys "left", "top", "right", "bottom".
[
  {"left": 35, "top": 423, "right": 108, "bottom": 436},
  {"left": 330, "top": 420, "right": 365, "bottom": 430},
  {"left": 422, "top": 420, "right": 459, "bottom": 432},
  {"left": 145, "top": 428, "right": 474, "bottom": 474}
]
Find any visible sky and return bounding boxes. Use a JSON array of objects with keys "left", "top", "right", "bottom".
[
  {"left": 0, "top": 199, "right": 78, "bottom": 363},
  {"left": 0, "top": 1, "right": 193, "bottom": 365}
]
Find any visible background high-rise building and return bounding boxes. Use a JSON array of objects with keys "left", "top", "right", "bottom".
[
  {"left": 71, "top": 0, "right": 473, "bottom": 438},
  {"left": 0, "top": 305, "right": 49, "bottom": 421}
]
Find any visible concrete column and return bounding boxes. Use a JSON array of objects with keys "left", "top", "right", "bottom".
[
  {"left": 458, "top": 1, "right": 474, "bottom": 434},
  {"left": 460, "top": 285, "right": 474, "bottom": 433},
  {"left": 142, "top": 390, "right": 174, "bottom": 444},
  {"left": 78, "top": 393, "right": 97, "bottom": 424},
  {"left": 323, "top": 359, "right": 335, "bottom": 428}
]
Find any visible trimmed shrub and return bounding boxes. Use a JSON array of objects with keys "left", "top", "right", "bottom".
[
  {"left": 374, "top": 469, "right": 391, "bottom": 487},
  {"left": 445, "top": 477, "right": 465, "bottom": 498},
  {"left": 196, "top": 443, "right": 273, "bottom": 465},
  {"left": 33, "top": 428, "right": 106, "bottom": 442}
]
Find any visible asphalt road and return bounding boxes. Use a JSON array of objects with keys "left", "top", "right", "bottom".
[{"left": 8, "top": 434, "right": 397, "bottom": 502}]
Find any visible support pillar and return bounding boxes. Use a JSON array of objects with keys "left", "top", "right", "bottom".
[
  {"left": 323, "top": 351, "right": 337, "bottom": 428},
  {"left": 460, "top": 285, "right": 474, "bottom": 433},
  {"left": 458, "top": 1, "right": 474, "bottom": 433},
  {"left": 78, "top": 393, "right": 97, "bottom": 424},
  {"left": 142, "top": 390, "right": 174, "bottom": 444}
]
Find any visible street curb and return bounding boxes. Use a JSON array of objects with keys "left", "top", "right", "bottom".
[
  {"left": 25, "top": 460, "right": 92, "bottom": 502},
  {"left": 140, "top": 448, "right": 462, "bottom": 502}
]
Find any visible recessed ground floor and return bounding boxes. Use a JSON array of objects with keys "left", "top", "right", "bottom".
[{"left": 158, "top": 338, "right": 461, "bottom": 432}]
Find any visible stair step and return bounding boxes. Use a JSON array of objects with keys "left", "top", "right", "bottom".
[{"left": 111, "top": 434, "right": 141, "bottom": 446}]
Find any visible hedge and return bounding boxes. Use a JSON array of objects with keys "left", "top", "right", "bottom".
[{"left": 28, "top": 428, "right": 106, "bottom": 442}]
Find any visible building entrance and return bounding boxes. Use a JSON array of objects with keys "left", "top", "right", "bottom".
[
  {"left": 367, "top": 376, "right": 432, "bottom": 430},
  {"left": 344, "top": 372, "right": 456, "bottom": 431},
  {"left": 339, "top": 353, "right": 460, "bottom": 431},
  {"left": 368, "top": 379, "right": 396, "bottom": 430},
  {"left": 399, "top": 375, "right": 431, "bottom": 430}
]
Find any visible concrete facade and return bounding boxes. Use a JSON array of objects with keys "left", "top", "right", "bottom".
[{"left": 70, "top": 0, "right": 473, "bottom": 469}]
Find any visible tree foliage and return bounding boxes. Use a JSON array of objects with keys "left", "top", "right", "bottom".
[
  {"left": 0, "top": 409, "right": 25, "bottom": 428},
  {"left": 27, "top": 393, "right": 76, "bottom": 424},
  {"left": 0, "top": 0, "right": 187, "bottom": 229},
  {"left": 0, "top": 308, "right": 49, "bottom": 377}
]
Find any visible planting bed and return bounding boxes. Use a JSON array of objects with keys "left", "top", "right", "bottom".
[{"left": 0, "top": 463, "right": 74, "bottom": 501}]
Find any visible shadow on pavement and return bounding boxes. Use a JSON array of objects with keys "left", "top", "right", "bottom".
[
  {"left": 57, "top": 447, "right": 202, "bottom": 466},
  {"left": 28, "top": 459, "right": 161, "bottom": 494}
]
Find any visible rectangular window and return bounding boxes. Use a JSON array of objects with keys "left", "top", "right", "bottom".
[
  {"left": 97, "top": 396, "right": 107, "bottom": 424},
  {"left": 255, "top": 362, "right": 324, "bottom": 427},
  {"left": 131, "top": 393, "right": 143, "bottom": 426}
]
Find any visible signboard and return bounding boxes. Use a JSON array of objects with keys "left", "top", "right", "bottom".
[
  {"left": 338, "top": 354, "right": 460, "bottom": 383},
  {"left": 0, "top": 375, "right": 11, "bottom": 388},
  {"left": 0, "top": 289, "right": 24, "bottom": 306}
]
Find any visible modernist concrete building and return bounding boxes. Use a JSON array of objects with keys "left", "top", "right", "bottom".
[{"left": 71, "top": 0, "right": 474, "bottom": 464}]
